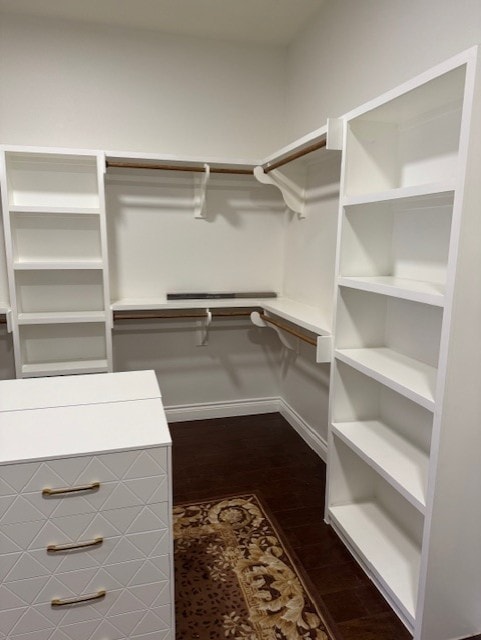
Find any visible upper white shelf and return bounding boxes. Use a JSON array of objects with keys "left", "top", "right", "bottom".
[
  {"left": 3, "top": 149, "right": 101, "bottom": 209},
  {"left": 335, "top": 347, "right": 437, "bottom": 411},
  {"left": 338, "top": 276, "right": 445, "bottom": 307}
]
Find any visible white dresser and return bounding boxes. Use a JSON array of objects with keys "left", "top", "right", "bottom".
[{"left": 0, "top": 370, "right": 174, "bottom": 640}]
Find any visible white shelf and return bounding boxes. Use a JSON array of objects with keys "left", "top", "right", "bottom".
[
  {"left": 329, "top": 501, "right": 420, "bottom": 629},
  {"left": 21, "top": 359, "right": 109, "bottom": 378},
  {"left": 111, "top": 296, "right": 265, "bottom": 310},
  {"left": 343, "top": 182, "right": 456, "bottom": 207},
  {"left": 17, "top": 311, "right": 107, "bottom": 325},
  {"left": 9, "top": 205, "right": 101, "bottom": 215},
  {"left": 332, "top": 420, "right": 428, "bottom": 512},
  {"left": 111, "top": 296, "right": 330, "bottom": 336},
  {"left": 14, "top": 260, "right": 103, "bottom": 270},
  {"left": 338, "top": 276, "right": 445, "bottom": 307},
  {"left": 263, "top": 298, "right": 330, "bottom": 335},
  {"left": 335, "top": 347, "right": 437, "bottom": 411}
]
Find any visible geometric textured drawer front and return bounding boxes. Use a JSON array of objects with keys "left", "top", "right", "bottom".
[
  {"left": 1, "top": 503, "right": 170, "bottom": 582},
  {"left": 1, "top": 554, "right": 171, "bottom": 635},
  {"left": 4, "top": 597, "right": 172, "bottom": 637},
  {"left": 0, "top": 448, "right": 168, "bottom": 525}
]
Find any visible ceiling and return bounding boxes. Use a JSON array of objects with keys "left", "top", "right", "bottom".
[{"left": 0, "top": 0, "right": 325, "bottom": 46}]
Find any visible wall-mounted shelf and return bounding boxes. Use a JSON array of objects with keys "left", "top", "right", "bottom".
[{"left": 112, "top": 296, "right": 329, "bottom": 335}]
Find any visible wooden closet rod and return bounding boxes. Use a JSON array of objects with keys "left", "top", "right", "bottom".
[
  {"left": 114, "top": 308, "right": 260, "bottom": 321},
  {"left": 264, "top": 138, "right": 327, "bottom": 173},
  {"left": 259, "top": 313, "right": 317, "bottom": 346},
  {"left": 106, "top": 161, "right": 253, "bottom": 175}
]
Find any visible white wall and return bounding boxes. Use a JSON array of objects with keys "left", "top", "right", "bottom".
[
  {"left": 113, "top": 319, "right": 283, "bottom": 415},
  {"left": 286, "top": 0, "right": 481, "bottom": 139},
  {"left": 0, "top": 12, "right": 286, "bottom": 158}
]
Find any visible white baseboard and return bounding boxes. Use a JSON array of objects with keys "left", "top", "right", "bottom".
[
  {"left": 164, "top": 396, "right": 327, "bottom": 462},
  {"left": 164, "top": 397, "right": 280, "bottom": 423},
  {"left": 278, "top": 398, "right": 327, "bottom": 462}
]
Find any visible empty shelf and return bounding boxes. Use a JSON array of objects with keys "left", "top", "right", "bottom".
[
  {"left": 332, "top": 420, "right": 429, "bottom": 512},
  {"left": 338, "top": 276, "right": 445, "bottom": 307},
  {"left": 335, "top": 347, "right": 437, "bottom": 411}
]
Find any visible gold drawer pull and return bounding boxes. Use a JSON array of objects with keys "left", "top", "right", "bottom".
[
  {"left": 42, "top": 481, "right": 100, "bottom": 497},
  {"left": 47, "top": 536, "right": 103, "bottom": 553},
  {"left": 51, "top": 589, "right": 106, "bottom": 607}
]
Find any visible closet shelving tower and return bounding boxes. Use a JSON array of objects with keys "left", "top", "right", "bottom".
[
  {"left": 326, "top": 46, "right": 481, "bottom": 640},
  {"left": 0, "top": 147, "right": 112, "bottom": 377}
]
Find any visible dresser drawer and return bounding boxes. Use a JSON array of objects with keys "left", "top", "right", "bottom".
[
  {"left": 1, "top": 501, "right": 171, "bottom": 582},
  {"left": 8, "top": 624, "right": 173, "bottom": 640},
  {"left": 0, "top": 447, "right": 168, "bottom": 525},
  {"left": 0, "top": 578, "right": 173, "bottom": 640}
]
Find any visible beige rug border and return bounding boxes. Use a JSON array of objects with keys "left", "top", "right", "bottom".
[{"left": 174, "top": 491, "right": 338, "bottom": 640}]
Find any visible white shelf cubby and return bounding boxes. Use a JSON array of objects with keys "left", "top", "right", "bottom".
[
  {"left": 339, "top": 192, "right": 453, "bottom": 306},
  {"left": 328, "top": 436, "right": 423, "bottom": 628},
  {"left": 343, "top": 65, "right": 466, "bottom": 197},
  {"left": 0, "top": 147, "right": 112, "bottom": 377}
]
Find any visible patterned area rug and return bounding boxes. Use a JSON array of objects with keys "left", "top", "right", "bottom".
[{"left": 173, "top": 494, "right": 332, "bottom": 639}]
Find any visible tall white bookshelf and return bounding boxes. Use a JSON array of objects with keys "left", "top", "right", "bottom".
[
  {"left": 0, "top": 147, "right": 112, "bottom": 377},
  {"left": 326, "top": 46, "right": 481, "bottom": 640}
]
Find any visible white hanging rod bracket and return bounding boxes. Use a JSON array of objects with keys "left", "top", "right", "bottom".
[
  {"left": 250, "top": 311, "right": 299, "bottom": 352},
  {"left": 254, "top": 165, "right": 307, "bottom": 219},
  {"left": 194, "top": 163, "right": 210, "bottom": 219},
  {"left": 196, "top": 308, "right": 212, "bottom": 346},
  {"left": 5, "top": 309, "right": 13, "bottom": 333}
]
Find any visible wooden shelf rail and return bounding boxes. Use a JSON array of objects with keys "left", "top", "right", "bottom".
[
  {"left": 106, "top": 161, "right": 253, "bottom": 175},
  {"left": 263, "top": 137, "right": 327, "bottom": 173},
  {"left": 259, "top": 313, "right": 317, "bottom": 346},
  {"left": 113, "top": 307, "right": 261, "bottom": 321}
]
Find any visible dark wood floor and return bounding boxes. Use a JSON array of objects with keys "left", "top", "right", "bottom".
[{"left": 171, "top": 412, "right": 480, "bottom": 640}]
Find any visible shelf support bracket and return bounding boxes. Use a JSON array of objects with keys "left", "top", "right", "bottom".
[
  {"left": 194, "top": 163, "right": 210, "bottom": 219},
  {"left": 253, "top": 166, "right": 307, "bottom": 219}
]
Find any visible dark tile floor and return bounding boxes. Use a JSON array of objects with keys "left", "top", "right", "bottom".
[{"left": 170, "top": 412, "right": 481, "bottom": 640}]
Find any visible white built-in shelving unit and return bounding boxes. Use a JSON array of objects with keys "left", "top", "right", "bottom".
[
  {"left": 0, "top": 147, "right": 112, "bottom": 377},
  {"left": 326, "top": 46, "right": 481, "bottom": 640}
]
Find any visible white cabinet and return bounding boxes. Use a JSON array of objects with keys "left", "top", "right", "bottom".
[
  {"left": 0, "top": 370, "right": 174, "bottom": 640},
  {"left": 0, "top": 148, "right": 113, "bottom": 377},
  {"left": 326, "top": 46, "right": 481, "bottom": 640}
]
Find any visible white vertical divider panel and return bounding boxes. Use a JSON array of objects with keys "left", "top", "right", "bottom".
[
  {"left": 96, "top": 151, "right": 113, "bottom": 370},
  {"left": 0, "top": 149, "right": 22, "bottom": 375}
]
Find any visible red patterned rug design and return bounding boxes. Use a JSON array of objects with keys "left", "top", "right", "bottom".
[{"left": 173, "top": 494, "right": 331, "bottom": 639}]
